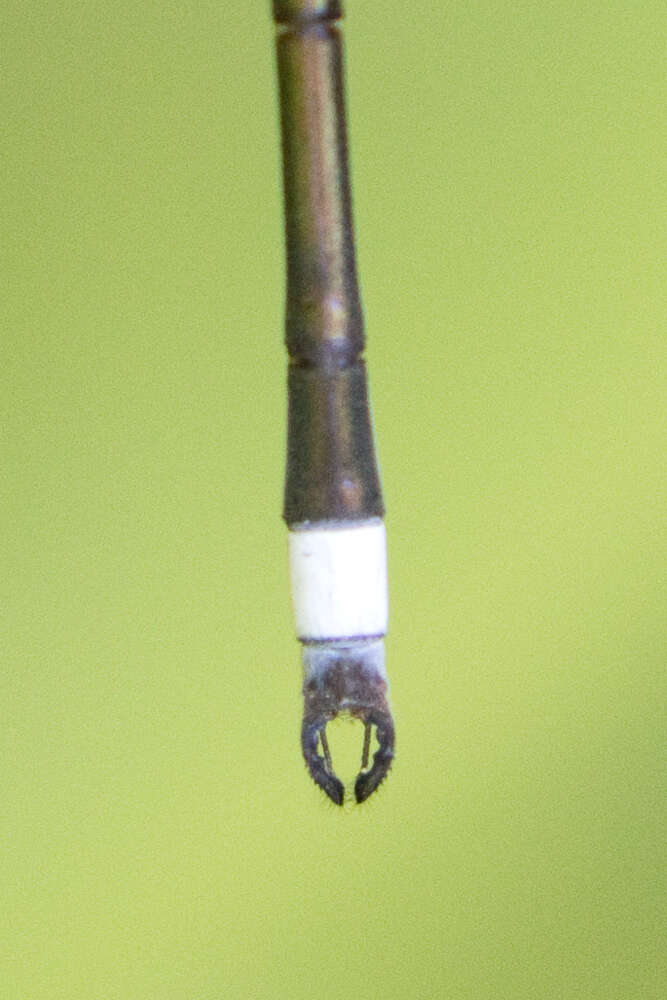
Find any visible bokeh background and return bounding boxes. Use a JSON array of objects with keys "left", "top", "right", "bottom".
[{"left": 3, "top": 1, "right": 664, "bottom": 997}]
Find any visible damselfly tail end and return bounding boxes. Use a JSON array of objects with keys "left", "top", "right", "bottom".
[{"left": 300, "top": 639, "right": 394, "bottom": 805}]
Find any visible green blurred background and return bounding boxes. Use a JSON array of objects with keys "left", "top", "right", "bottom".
[{"left": 3, "top": 1, "right": 664, "bottom": 997}]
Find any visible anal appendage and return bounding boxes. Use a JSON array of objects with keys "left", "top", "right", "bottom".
[{"left": 300, "top": 637, "right": 394, "bottom": 805}]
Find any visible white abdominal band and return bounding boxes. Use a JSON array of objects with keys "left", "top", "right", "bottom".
[{"left": 288, "top": 520, "right": 388, "bottom": 641}]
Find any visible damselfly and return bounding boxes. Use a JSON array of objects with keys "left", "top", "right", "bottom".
[{"left": 271, "top": 1, "right": 394, "bottom": 804}]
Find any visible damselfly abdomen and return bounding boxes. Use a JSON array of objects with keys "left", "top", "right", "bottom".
[{"left": 272, "top": 0, "right": 394, "bottom": 804}]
